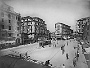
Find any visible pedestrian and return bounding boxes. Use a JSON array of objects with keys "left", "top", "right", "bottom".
[
  {"left": 82, "top": 46, "right": 86, "bottom": 54},
  {"left": 62, "top": 64, "right": 65, "bottom": 68},
  {"left": 25, "top": 52, "right": 28, "bottom": 59},
  {"left": 73, "top": 58, "right": 76, "bottom": 67},
  {"left": 55, "top": 42, "right": 56, "bottom": 47},
  {"left": 66, "top": 53, "right": 69, "bottom": 59},
  {"left": 76, "top": 51, "right": 79, "bottom": 61},
  {"left": 75, "top": 52, "right": 77, "bottom": 57},
  {"left": 45, "top": 60, "right": 50, "bottom": 66},
  {"left": 77, "top": 45, "right": 79, "bottom": 50},
  {"left": 70, "top": 39, "right": 71, "bottom": 42},
  {"left": 61, "top": 46, "right": 63, "bottom": 54},
  {"left": 25, "top": 52, "right": 27, "bottom": 56},
  {"left": 54, "top": 39, "right": 56, "bottom": 47},
  {"left": 61, "top": 45, "right": 65, "bottom": 55},
  {"left": 52, "top": 39, "right": 55, "bottom": 47},
  {"left": 20, "top": 54, "right": 22, "bottom": 59},
  {"left": 67, "top": 41, "right": 68, "bottom": 46},
  {"left": 52, "top": 38, "right": 57, "bottom": 47}
]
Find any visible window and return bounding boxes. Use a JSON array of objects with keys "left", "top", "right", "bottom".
[
  {"left": 17, "top": 34, "right": 19, "bottom": 36},
  {"left": 12, "top": 15, "right": 15, "bottom": 19},
  {"left": 8, "top": 7, "right": 11, "bottom": 11},
  {"left": 87, "top": 26, "right": 89, "bottom": 30},
  {"left": 16, "top": 16, "right": 18, "bottom": 20},
  {"left": 28, "top": 19, "right": 31, "bottom": 21},
  {"left": 85, "top": 37, "right": 87, "bottom": 40},
  {"left": 2, "top": 34, "right": 5, "bottom": 36},
  {"left": 38, "top": 23, "right": 39, "bottom": 25},
  {"left": 8, "top": 33, "right": 11, "bottom": 37},
  {"left": 1, "top": 25, "right": 4, "bottom": 29},
  {"left": 28, "top": 29, "right": 31, "bottom": 34},
  {"left": 25, "top": 19, "right": 27, "bottom": 21},
  {"left": 87, "top": 32, "right": 89, "bottom": 35},
  {"left": 28, "top": 22, "right": 32, "bottom": 25},
  {"left": 1, "top": 12, "right": 4, "bottom": 17},
  {"left": 8, "top": 14, "right": 11, "bottom": 19},
  {"left": 21, "top": 20, "right": 23, "bottom": 22},
  {"left": 9, "top": 26, "right": 11, "bottom": 30},
  {"left": 17, "top": 27, "right": 19, "bottom": 30},
  {"left": 9, "top": 20, "right": 11, "bottom": 23},
  {"left": 29, "top": 26, "right": 32, "bottom": 29},
  {"left": 79, "top": 25, "right": 80, "bottom": 28},
  {"left": 36, "top": 22, "right": 38, "bottom": 25},
  {"left": 35, "top": 18, "right": 38, "bottom": 21},
  {"left": 2, "top": 18, "right": 4, "bottom": 22}
]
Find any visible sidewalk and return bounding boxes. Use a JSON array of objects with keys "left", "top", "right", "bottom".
[
  {"left": 0, "top": 55, "right": 51, "bottom": 68},
  {"left": 1, "top": 42, "right": 39, "bottom": 51},
  {"left": 0, "top": 43, "right": 39, "bottom": 57}
]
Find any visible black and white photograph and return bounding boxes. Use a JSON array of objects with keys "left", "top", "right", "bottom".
[{"left": 0, "top": 0, "right": 90, "bottom": 68}]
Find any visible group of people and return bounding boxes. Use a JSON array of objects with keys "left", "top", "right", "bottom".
[
  {"left": 52, "top": 38, "right": 57, "bottom": 47},
  {"left": 61, "top": 44, "right": 65, "bottom": 55},
  {"left": 72, "top": 43, "right": 80, "bottom": 67},
  {"left": 44, "top": 60, "right": 66, "bottom": 68},
  {"left": 73, "top": 52, "right": 79, "bottom": 67},
  {"left": 19, "top": 52, "right": 29, "bottom": 60}
]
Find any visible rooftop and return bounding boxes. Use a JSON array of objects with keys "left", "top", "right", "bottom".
[{"left": 55, "top": 22, "right": 71, "bottom": 27}]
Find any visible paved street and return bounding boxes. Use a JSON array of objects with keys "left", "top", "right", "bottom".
[
  {"left": 0, "top": 43, "right": 39, "bottom": 56},
  {"left": 0, "top": 40, "right": 89, "bottom": 68},
  {"left": 0, "top": 55, "right": 51, "bottom": 68}
]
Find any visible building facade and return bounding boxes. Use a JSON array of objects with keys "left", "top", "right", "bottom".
[
  {"left": 55, "top": 22, "right": 72, "bottom": 39},
  {"left": 0, "top": 1, "right": 21, "bottom": 42},
  {"left": 21, "top": 16, "right": 34, "bottom": 44},
  {"left": 76, "top": 17, "right": 90, "bottom": 41},
  {"left": 82, "top": 17, "right": 90, "bottom": 46},
  {"left": 33, "top": 17, "right": 46, "bottom": 40},
  {"left": 21, "top": 16, "right": 50, "bottom": 44}
]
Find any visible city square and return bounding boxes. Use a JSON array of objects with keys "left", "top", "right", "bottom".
[{"left": 0, "top": 0, "right": 90, "bottom": 68}]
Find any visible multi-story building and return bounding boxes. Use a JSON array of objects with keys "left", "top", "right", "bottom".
[
  {"left": 0, "top": 1, "right": 21, "bottom": 43},
  {"left": 33, "top": 17, "right": 46, "bottom": 38},
  {"left": 21, "top": 16, "right": 49, "bottom": 43},
  {"left": 21, "top": 16, "right": 34, "bottom": 44},
  {"left": 78, "top": 17, "right": 90, "bottom": 68},
  {"left": 45, "top": 30, "right": 51, "bottom": 40},
  {"left": 76, "top": 17, "right": 90, "bottom": 40},
  {"left": 55, "top": 22, "right": 72, "bottom": 39},
  {"left": 82, "top": 17, "right": 90, "bottom": 46}
]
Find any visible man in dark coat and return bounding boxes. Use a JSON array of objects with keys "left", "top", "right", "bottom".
[{"left": 45, "top": 60, "right": 52, "bottom": 66}]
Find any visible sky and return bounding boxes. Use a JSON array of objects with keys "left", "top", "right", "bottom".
[{"left": 2, "top": 0, "right": 90, "bottom": 32}]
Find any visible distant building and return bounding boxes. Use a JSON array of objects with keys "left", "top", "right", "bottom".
[
  {"left": 0, "top": 1, "right": 21, "bottom": 42},
  {"left": 55, "top": 22, "right": 72, "bottom": 39},
  {"left": 21, "top": 16, "right": 49, "bottom": 43},
  {"left": 51, "top": 32, "right": 56, "bottom": 39},
  {"left": 76, "top": 18, "right": 86, "bottom": 39},
  {"left": 45, "top": 30, "right": 51, "bottom": 40},
  {"left": 33, "top": 17, "right": 47, "bottom": 41},
  {"left": 21, "top": 16, "right": 35, "bottom": 44},
  {"left": 76, "top": 17, "right": 90, "bottom": 41},
  {"left": 82, "top": 17, "right": 90, "bottom": 46}
]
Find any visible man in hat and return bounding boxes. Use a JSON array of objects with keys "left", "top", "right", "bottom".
[{"left": 45, "top": 60, "right": 52, "bottom": 66}]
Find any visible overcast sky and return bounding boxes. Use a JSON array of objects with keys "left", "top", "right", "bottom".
[{"left": 2, "top": 0, "right": 90, "bottom": 32}]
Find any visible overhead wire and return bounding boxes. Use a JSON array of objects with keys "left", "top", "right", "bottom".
[{"left": 49, "top": 47, "right": 61, "bottom": 61}]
